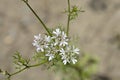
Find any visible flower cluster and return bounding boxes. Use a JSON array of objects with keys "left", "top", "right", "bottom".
[{"left": 32, "top": 28, "right": 80, "bottom": 65}]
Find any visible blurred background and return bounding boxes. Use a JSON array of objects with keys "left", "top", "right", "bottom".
[{"left": 0, "top": 0, "right": 120, "bottom": 80}]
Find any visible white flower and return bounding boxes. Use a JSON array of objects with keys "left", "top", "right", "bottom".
[
  {"left": 32, "top": 40, "right": 39, "bottom": 47},
  {"left": 62, "top": 55, "right": 70, "bottom": 65},
  {"left": 32, "top": 28, "right": 80, "bottom": 64},
  {"left": 32, "top": 34, "right": 50, "bottom": 52},
  {"left": 63, "top": 60, "right": 67, "bottom": 65},
  {"left": 60, "top": 45, "right": 79, "bottom": 65},
  {"left": 59, "top": 40, "right": 68, "bottom": 46},
  {"left": 34, "top": 34, "right": 41, "bottom": 40},
  {"left": 53, "top": 39, "right": 59, "bottom": 46},
  {"left": 61, "top": 32, "right": 67, "bottom": 39},
  {"left": 44, "top": 35, "right": 51, "bottom": 42},
  {"left": 32, "top": 34, "right": 44, "bottom": 52},
  {"left": 59, "top": 32, "right": 68, "bottom": 46},
  {"left": 53, "top": 28, "right": 61, "bottom": 37},
  {"left": 36, "top": 47, "right": 44, "bottom": 52},
  {"left": 32, "top": 34, "right": 42, "bottom": 47},
  {"left": 60, "top": 48, "right": 66, "bottom": 55},
  {"left": 43, "top": 35, "right": 51, "bottom": 48},
  {"left": 72, "top": 46, "right": 80, "bottom": 54},
  {"left": 63, "top": 58, "right": 70, "bottom": 65},
  {"left": 52, "top": 29, "right": 69, "bottom": 47},
  {"left": 45, "top": 53, "right": 54, "bottom": 61},
  {"left": 71, "top": 58, "right": 77, "bottom": 64}
]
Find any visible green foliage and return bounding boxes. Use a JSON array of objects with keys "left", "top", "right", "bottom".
[
  {"left": 65, "top": 5, "right": 84, "bottom": 21},
  {"left": 77, "top": 54, "right": 98, "bottom": 80},
  {"left": 0, "top": 69, "right": 7, "bottom": 75},
  {"left": 13, "top": 52, "right": 30, "bottom": 70},
  {"left": 70, "top": 6, "right": 84, "bottom": 20},
  {"left": 32, "top": 51, "right": 47, "bottom": 64},
  {"left": 52, "top": 53, "right": 98, "bottom": 80}
]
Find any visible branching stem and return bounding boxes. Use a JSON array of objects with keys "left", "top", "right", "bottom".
[{"left": 8, "top": 61, "right": 47, "bottom": 79}]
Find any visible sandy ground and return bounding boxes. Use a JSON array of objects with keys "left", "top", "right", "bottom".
[{"left": 0, "top": 0, "right": 120, "bottom": 80}]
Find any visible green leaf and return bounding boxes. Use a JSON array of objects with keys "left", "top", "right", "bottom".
[{"left": 13, "top": 51, "right": 30, "bottom": 70}]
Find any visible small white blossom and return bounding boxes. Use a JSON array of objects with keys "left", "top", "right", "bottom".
[
  {"left": 71, "top": 58, "right": 77, "bottom": 64},
  {"left": 52, "top": 29, "right": 69, "bottom": 47},
  {"left": 32, "top": 34, "right": 42, "bottom": 47},
  {"left": 60, "top": 45, "right": 79, "bottom": 65},
  {"left": 59, "top": 40, "right": 68, "bottom": 46},
  {"left": 59, "top": 32, "right": 68, "bottom": 46},
  {"left": 34, "top": 34, "right": 41, "bottom": 40},
  {"left": 37, "top": 47, "right": 44, "bottom": 52},
  {"left": 32, "top": 40, "right": 39, "bottom": 47},
  {"left": 53, "top": 28, "right": 61, "bottom": 37},
  {"left": 61, "top": 32, "right": 67, "bottom": 39},
  {"left": 72, "top": 46, "right": 80, "bottom": 54},
  {"left": 60, "top": 48, "right": 66, "bottom": 55},
  {"left": 45, "top": 53, "right": 54, "bottom": 61},
  {"left": 44, "top": 35, "right": 51, "bottom": 42},
  {"left": 32, "top": 34, "right": 45, "bottom": 52},
  {"left": 63, "top": 58, "right": 70, "bottom": 65},
  {"left": 32, "top": 34, "right": 50, "bottom": 52},
  {"left": 32, "top": 28, "right": 80, "bottom": 65}
]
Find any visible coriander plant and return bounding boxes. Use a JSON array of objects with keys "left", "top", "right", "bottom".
[{"left": 0, "top": 0, "right": 98, "bottom": 80}]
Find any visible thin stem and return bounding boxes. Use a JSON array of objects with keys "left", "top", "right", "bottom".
[
  {"left": 67, "top": 0, "right": 71, "bottom": 36},
  {"left": 10, "top": 67, "right": 27, "bottom": 76},
  {"left": 28, "top": 61, "right": 47, "bottom": 67},
  {"left": 22, "top": 0, "right": 52, "bottom": 36},
  {"left": 9, "top": 61, "right": 47, "bottom": 78}
]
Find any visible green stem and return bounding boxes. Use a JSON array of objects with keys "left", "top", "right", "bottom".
[
  {"left": 67, "top": 0, "right": 71, "bottom": 36},
  {"left": 22, "top": 0, "right": 52, "bottom": 36},
  {"left": 28, "top": 61, "right": 47, "bottom": 67},
  {"left": 9, "top": 61, "right": 47, "bottom": 78},
  {"left": 10, "top": 67, "right": 27, "bottom": 76}
]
